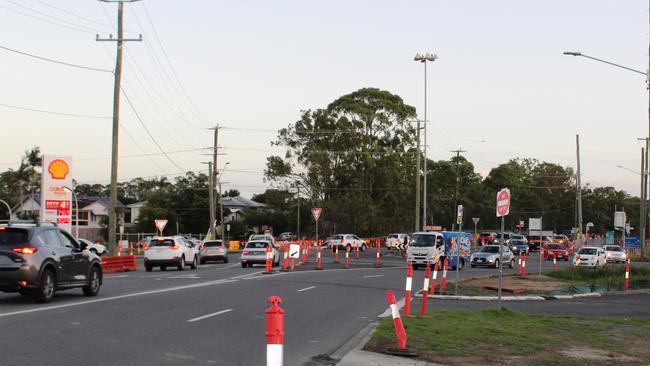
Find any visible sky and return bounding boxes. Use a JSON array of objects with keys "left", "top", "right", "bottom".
[{"left": 0, "top": 0, "right": 648, "bottom": 198}]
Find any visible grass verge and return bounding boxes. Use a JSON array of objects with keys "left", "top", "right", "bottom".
[
  {"left": 547, "top": 266, "right": 649, "bottom": 287},
  {"left": 365, "top": 308, "right": 650, "bottom": 365}
]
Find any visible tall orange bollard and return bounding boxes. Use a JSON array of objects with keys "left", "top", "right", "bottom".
[
  {"left": 265, "top": 296, "right": 284, "bottom": 366},
  {"left": 333, "top": 245, "right": 339, "bottom": 263},
  {"left": 374, "top": 241, "right": 381, "bottom": 268},
  {"left": 343, "top": 246, "right": 350, "bottom": 269},
  {"left": 625, "top": 259, "right": 630, "bottom": 291},
  {"left": 419, "top": 264, "right": 432, "bottom": 316},
  {"left": 404, "top": 262, "right": 413, "bottom": 316},
  {"left": 430, "top": 261, "right": 439, "bottom": 294},
  {"left": 439, "top": 259, "right": 449, "bottom": 294}
]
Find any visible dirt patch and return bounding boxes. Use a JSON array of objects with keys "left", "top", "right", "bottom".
[
  {"left": 457, "top": 275, "right": 571, "bottom": 294},
  {"left": 559, "top": 345, "right": 640, "bottom": 363}
]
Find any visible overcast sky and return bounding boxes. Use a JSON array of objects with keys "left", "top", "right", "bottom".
[{"left": 1, "top": 1, "right": 648, "bottom": 198}]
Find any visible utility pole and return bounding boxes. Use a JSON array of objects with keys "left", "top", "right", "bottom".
[
  {"left": 296, "top": 183, "right": 301, "bottom": 239},
  {"left": 201, "top": 161, "right": 214, "bottom": 237},
  {"left": 211, "top": 126, "right": 219, "bottom": 236},
  {"left": 450, "top": 149, "right": 466, "bottom": 232},
  {"left": 640, "top": 144, "right": 647, "bottom": 250},
  {"left": 415, "top": 119, "right": 421, "bottom": 232},
  {"left": 97, "top": 0, "right": 141, "bottom": 255},
  {"left": 576, "top": 134, "right": 583, "bottom": 244}
]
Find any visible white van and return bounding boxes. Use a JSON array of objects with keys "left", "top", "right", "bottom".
[{"left": 406, "top": 231, "right": 445, "bottom": 269}]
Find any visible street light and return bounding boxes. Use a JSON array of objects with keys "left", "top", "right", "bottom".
[
  {"left": 564, "top": 50, "right": 649, "bottom": 256},
  {"left": 414, "top": 52, "right": 437, "bottom": 230},
  {"left": 0, "top": 199, "right": 11, "bottom": 222},
  {"left": 63, "top": 186, "right": 79, "bottom": 239}
]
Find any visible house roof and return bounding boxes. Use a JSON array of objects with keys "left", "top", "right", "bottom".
[{"left": 219, "top": 196, "right": 265, "bottom": 209}]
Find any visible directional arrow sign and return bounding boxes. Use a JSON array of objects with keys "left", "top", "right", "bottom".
[
  {"left": 496, "top": 188, "right": 511, "bottom": 217},
  {"left": 289, "top": 244, "right": 301, "bottom": 259}
]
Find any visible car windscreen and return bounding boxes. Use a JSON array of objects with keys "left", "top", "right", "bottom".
[
  {"left": 480, "top": 246, "right": 500, "bottom": 253},
  {"left": 330, "top": 235, "right": 343, "bottom": 240},
  {"left": 150, "top": 239, "right": 175, "bottom": 246},
  {"left": 388, "top": 234, "right": 399, "bottom": 239},
  {"left": 578, "top": 248, "right": 597, "bottom": 255},
  {"left": 547, "top": 244, "right": 563, "bottom": 250},
  {"left": 204, "top": 241, "right": 223, "bottom": 247},
  {"left": 409, "top": 235, "right": 436, "bottom": 247},
  {"left": 0, "top": 228, "right": 29, "bottom": 246},
  {"left": 605, "top": 246, "right": 623, "bottom": 252},
  {"left": 512, "top": 240, "right": 526, "bottom": 246},
  {"left": 246, "top": 242, "right": 269, "bottom": 249}
]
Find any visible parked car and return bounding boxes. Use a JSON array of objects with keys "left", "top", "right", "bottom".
[
  {"left": 277, "top": 232, "right": 296, "bottom": 241},
  {"left": 477, "top": 232, "right": 497, "bottom": 245},
  {"left": 573, "top": 247, "right": 606, "bottom": 268},
  {"left": 240, "top": 240, "right": 280, "bottom": 268},
  {"left": 0, "top": 223, "right": 103, "bottom": 303},
  {"left": 527, "top": 236, "right": 552, "bottom": 252},
  {"left": 510, "top": 239, "right": 529, "bottom": 255},
  {"left": 144, "top": 236, "right": 199, "bottom": 272},
  {"left": 552, "top": 234, "right": 570, "bottom": 246},
  {"left": 386, "top": 233, "right": 409, "bottom": 249},
  {"left": 327, "top": 234, "right": 367, "bottom": 252},
  {"left": 603, "top": 245, "right": 626, "bottom": 264},
  {"left": 199, "top": 240, "right": 229, "bottom": 263},
  {"left": 542, "top": 243, "right": 569, "bottom": 261},
  {"left": 77, "top": 238, "right": 107, "bottom": 256},
  {"left": 470, "top": 245, "right": 515, "bottom": 268},
  {"left": 492, "top": 232, "right": 514, "bottom": 245}
]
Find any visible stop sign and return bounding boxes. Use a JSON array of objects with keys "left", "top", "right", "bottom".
[{"left": 496, "top": 188, "right": 510, "bottom": 217}]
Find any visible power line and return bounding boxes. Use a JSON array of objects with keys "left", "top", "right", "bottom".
[
  {"left": 0, "top": 45, "right": 113, "bottom": 73},
  {"left": 0, "top": 3, "right": 96, "bottom": 34},
  {"left": 0, "top": 102, "right": 111, "bottom": 119},
  {"left": 35, "top": 0, "right": 114, "bottom": 29},
  {"left": 4, "top": 0, "right": 100, "bottom": 33}
]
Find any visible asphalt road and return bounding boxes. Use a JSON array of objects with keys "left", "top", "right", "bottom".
[{"left": 0, "top": 249, "right": 636, "bottom": 366}]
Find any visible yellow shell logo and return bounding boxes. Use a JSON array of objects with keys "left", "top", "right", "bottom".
[{"left": 48, "top": 159, "right": 70, "bottom": 180}]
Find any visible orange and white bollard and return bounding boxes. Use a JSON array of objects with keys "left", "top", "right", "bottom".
[
  {"left": 521, "top": 254, "right": 527, "bottom": 278},
  {"left": 404, "top": 262, "right": 413, "bottom": 316},
  {"left": 439, "top": 259, "right": 449, "bottom": 294},
  {"left": 553, "top": 254, "right": 557, "bottom": 272},
  {"left": 264, "top": 246, "right": 273, "bottom": 274},
  {"left": 386, "top": 290, "right": 408, "bottom": 350},
  {"left": 315, "top": 245, "right": 322, "bottom": 270},
  {"left": 374, "top": 242, "right": 381, "bottom": 268},
  {"left": 625, "top": 259, "right": 630, "bottom": 291},
  {"left": 282, "top": 246, "right": 289, "bottom": 271},
  {"left": 117, "top": 244, "right": 122, "bottom": 256},
  {"left": 355, "top": 245, "right": 360, "bottom": 259},
  {"left": 301, "top": 243, "right": 308, "bottom": 264},
  {"left": 129, "top": 243, "right": 133, "bottom": 256},
  {"left": 265, "top": 296, "right": 284, "bottom": 366},
  {"left": 517, "top": 253, "right": 522, "bottom": 276},
  {"left": 344, "top": 246, "right": 350, "bottom": 269},
  {"left": 430, "top": 261, "right": 439, "bottom": 294},
  {"left": 419, "top": 264, "right": 432, "bottom": 317},
  {"left": 334, "top": 245, "right": 339, "bottom": 263}
]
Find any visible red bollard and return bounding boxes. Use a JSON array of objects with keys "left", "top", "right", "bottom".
[
  {"left": 374, "top": 242, "right": 381, "bottom": 268},
  {"left": 301, "top": 243, "right": 308, "bottom": 264},
  {"left": 439, "top": 259, "right": 449, "bottom": 294},
  {"left": 344, "top": 246, "right": 350, "bottom": 269},
  {"left": 430, "top": 261, "right": 439, "bottom": 294},
  {"left": 517, "top": 252, "right": 522, "bottom": 276},
  {"left": 355, "top": 245, "right": 360, "bottom": 259},
  {"left": 129, "top": 243, "right": 133, "bottom": 256},
  {"left": 334, "top": 245, "right": 339, "bottom": 263},
  {"left": 386, "top": 290, "right": 407, "bottom": 349},
  {"left": 625, "top": 259, "right": 630, "bottom": 291},
  {"left": 315, "top": 245, "right": 322, "bottom": 270},
  {"left": 522, "top": 254, "right": 527, "bottom": 278},
  {"left": 404, "top": 262, "right": 413, "bottom": 316},
  {"left": 264, "top": 246, "right": 273, "bottom": 274},
  {"left": 553, "top": 253, "right": 557, "bottom": 272},
  {"left": 282, "top": 246, "right": 289, "bottom": 271},
  {"left": 419, "top": 264, "right": 432, "bottom": 317},
  {"left": 265, "top": 296, "right": 284, "bottom": 366}
]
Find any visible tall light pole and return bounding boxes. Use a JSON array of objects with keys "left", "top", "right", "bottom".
[
  {"left": 0, "top": 199, "right": 11, "bottom": 221},
  {"left": 564, "top": 50, "right": 648, "bottom": 256},
  {"left": 414, "top": 52, "right": 437, "bottom": 230},
  {"left": 201, "top": 161, "right": 214, "bottom": 237},
  {"left": 218, "top": 162, "right": 230, "bottom": 237},
  {"left": 63, "top": 186, "right": 79, "bottom": 239}
]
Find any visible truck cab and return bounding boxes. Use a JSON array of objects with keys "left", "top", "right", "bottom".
[{"left": 407, "top": 231, "right": 472, "bottom": 270}]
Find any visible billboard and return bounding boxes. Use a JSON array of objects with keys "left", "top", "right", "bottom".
[{"left": 40, "top": 155, "right": 73, "bottom": 234}]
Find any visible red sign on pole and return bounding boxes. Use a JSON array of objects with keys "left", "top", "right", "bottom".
[
  {"left": 496, "top": 188, "right": 511, "bottom": 217},
  {"left": 155, "top": 219, "right": 168, "bottom": 233},
  {"left": 311, "top": 208, "right": 322, "bottom": 221}
]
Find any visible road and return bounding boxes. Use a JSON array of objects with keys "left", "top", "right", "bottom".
[{"left": 0, "top": 249, "right": 627, "bottom": 365}]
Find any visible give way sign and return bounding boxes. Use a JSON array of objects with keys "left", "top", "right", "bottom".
[
  {"left": 155, "top": 219, "right": 168, "bottom": 233},
  {"left": 496, "top": 188, "right": 511, "bottom": 217},
  {"left": 311, "top": 208, "right": 322, "bottom": 221}
]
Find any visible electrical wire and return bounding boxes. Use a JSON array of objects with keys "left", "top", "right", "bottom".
[
  {"left": 0, "top": 102, "right": 111, "bottom": 119},
  {"left": 0, "top": 45, "right": 112, "bottom": 73},
  {"left": 3, "top": 0, "right": 99, "bottom": 33}
]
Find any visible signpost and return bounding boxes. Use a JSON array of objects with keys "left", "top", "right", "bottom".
[
  {"left": 40, "top": 156, "right": 73, "bottom": 234},
  {"left": 311, "top": 207, "right": 322, "bottom": 244},
  {"left": 472, "top": 217, "right": 479, "bottom": 249},
  {"left": 155, "top": 219, "right": 168, "bottom": 236},
  {"left": 496, "top": 188, "right": 510, "bottom": 308},
  {"left": 455, "top": 205, "right": 464, "bottom": 295}
]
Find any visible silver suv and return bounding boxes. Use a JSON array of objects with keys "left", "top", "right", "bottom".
[{"left": 0, "top": 223, "right": 103, "bottom": 303}]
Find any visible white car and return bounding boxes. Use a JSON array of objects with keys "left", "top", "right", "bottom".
[
  {"left": 144, "top": 236, "right": 199, "bottom": 272},
  {"left": 573, "top": 246, "right": 606, "bottom": 268},
  {"left": 386, "top": 233, "right": 409, "bottom": 249},
  {"left": 77, "top": 238, "right": 107, "bottom": 256},
  {"left": 328, "top": 234, "right": 367, "bottom": 252},
  {"left": 240, "top": 240, "right": 280, "bottom": 268},
  {"left": 603, "top": 245, "right": 626, "bottom": 264}
]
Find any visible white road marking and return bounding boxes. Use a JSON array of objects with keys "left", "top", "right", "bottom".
[
  {"left": 218, "top": 263, "right": 239, "bottom": 270},
  {"left": 297, "top": 286, "right": 316, "bottom": 292},
  {"left": 229, "top": 271, "right": 263, "bottom": 280},
  {"left": 187, "top": 308, "right": 233, "bottom": 322},
  {"left": 378, "top": 297, "right": 405, "bottom": 318},
  {"left": 167, "top": 276, "right": 202, "bottom": 279},
  {"left": 0, "top": 279, "right": 236, "bottom": 319},
  {"left": 363, "top": 274, "right": 384, "bottom": 278},
  {"left": 104, "top": 275, "right": 129, "bottom": 279}
]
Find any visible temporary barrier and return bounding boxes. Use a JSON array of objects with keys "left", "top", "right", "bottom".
[
  {"left": 625, "top": 259, "right": 630, "bottom": 291},
  {"left": 102, "top": 255, "right": 137, "bottom": 273},
  {"left": 386, "top": 290, "right": 407, "bottom": 349},
  {"left": 264, "top": 246, "right": 273, "bottom": 274},
  {"left": 439, "top": 259, "right": 449, "bottom": 294},
  {"left": 343, "top": 246, "right": 350, "bottom": 269},
  {"left": 404, "top": 262, "right": 413, "bottom": 316},
  {"left": 265, "top": 296, "right": 284, "bottom": 366},
  {"left": 374, "top": 243, "right": 381, "bottom": 268},
  {"left": 430, "top": 261, "right": 439, "bottom": 294},
  {"left": 419, "top": 264, "right": 431, "bottom": 317},
  {"left": 301, "top": 243, "right": 308, "bottom": 264}
]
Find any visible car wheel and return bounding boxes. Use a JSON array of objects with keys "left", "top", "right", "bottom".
[
  {"left": 82, "top": 266, "right": 101, "bottom": 297},
  {"left": 145, "top": 265, "right": 152, "bottom": 272},
  {"left": 34, "top": 269, "right": 56, "bottom": 303},
  {"left": 190, "top": 256, "right": 198, "bottom": 269},
  {"left": 346, "top": 244, "right": 352, "bottom": 252},
  {"left": 178, "top": 256, "right": 185, "bottom": 271},
  {"left": 458, "top": 260, "right": 464, "bottom": 271},
  {"left": 412, "top": 264, "right": 420, "bottom": 270},
  {"left": 361, "top": 244, "right": 367, "bottom": 252},
  {"left": 160, "top": 266, "right": 167, "bottom": 271},
  {"left": 494, "top": 259, "right": 500, "bottom": 269},
  {"left": 509, "top": 259, "right": 514, "bottom": 268}
]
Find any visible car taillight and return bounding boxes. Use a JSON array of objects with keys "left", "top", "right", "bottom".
[
  {"left": 242, "top": 250, "right": 249, "bottom": 255},
  {"left": 144, "top": 245, "right": 150, "bottom": 250},
  {"left": 576, "top": 255, "right": 580, "bottom": 260},
  {"left": 13, "top": 247, "right": 38, "bottom": 255},
  {"left": 170, "top": 244, "right": 179, "bottom": 250}
]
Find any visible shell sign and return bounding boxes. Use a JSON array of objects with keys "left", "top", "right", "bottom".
[{"left": 48, "top": 159, "right": 70, "bottom": 180}]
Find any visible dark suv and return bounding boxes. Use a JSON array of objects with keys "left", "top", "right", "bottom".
[{"left": 0, "top": 223, "right": 103, "bottom": 303}]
